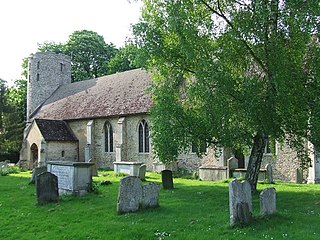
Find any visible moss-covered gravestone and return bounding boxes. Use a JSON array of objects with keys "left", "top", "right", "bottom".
[
  {"left": 36, "top": 172, "right": 59, "bottom": 205},
  {"left": 161, "top": 170, "right": 173, "bottom": 189}
]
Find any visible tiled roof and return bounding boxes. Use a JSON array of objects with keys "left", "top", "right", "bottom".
[
  {"left": 35, "top": 119, "right": 78, "bottom": 141},
  {"left": 35, "top": 69, "right": 151, "bottom": 120}
]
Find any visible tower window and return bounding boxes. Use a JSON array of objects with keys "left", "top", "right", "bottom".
[
  {"left": 36, "top": 73, "right": 40, "bottom": 81},
  {"left": 61, "top": 151, "right": 65, "bottom": 157},
  {"left": 37, "top": 61, "right": 40, "bottom": 69},
  {"left": 60, "top": 63, "right": 64, "bottom": 72}
]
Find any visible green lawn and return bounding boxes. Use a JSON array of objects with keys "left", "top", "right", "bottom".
[{"left": 1, "top": 171, "right": 320, "bottom": 240}]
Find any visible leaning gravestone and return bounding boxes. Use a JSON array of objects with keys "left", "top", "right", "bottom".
[
  {"left": 117, "top": 176, "right": 142, "bottom": 214},
  {"left": 142, "top": 182, "right": 160, "bottom": 209},
  {"left": 161, "top": 170, "right": 174, "bottom": 189},
  {"left": 139, "top": 164, "right": 147, "bottom": 181},
  {"left": 260, "top": 187, "right": 276, "bottom": 216},
  {"left": 265, "top": 164, "right": 274, "bottom": 183},
  {"left": 229, "top": 179, "right": 252, "bottom": 226},
  {"left": 30, "top": 166, "right": 47, "bottom": 184},
  {"left": 36, "top": 172, "right": 59, "bottom": 205}
]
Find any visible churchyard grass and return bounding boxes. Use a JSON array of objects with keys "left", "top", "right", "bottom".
[{"left": 1, "top": 171, "right": 320, "bottom": 239}]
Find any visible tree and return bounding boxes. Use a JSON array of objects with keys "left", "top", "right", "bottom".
[
  {"left": 64, "top": 30, "right": 117, "bottom": 81},
  {"left": 37, "top": 30, "right": 118, "bottom": 82},
  {"left": 0, "top": 78, "right": 27, "bottom": 162},
  {"left": 107, "top": 43, "right": 144, "bottom": 74},
  {"left": 133, "top": 0, "right": 320, "bottom": 190}
]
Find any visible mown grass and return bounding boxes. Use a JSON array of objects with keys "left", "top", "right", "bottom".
[{"left": 1, "top": 171, "right": 320, "bottom": 240}]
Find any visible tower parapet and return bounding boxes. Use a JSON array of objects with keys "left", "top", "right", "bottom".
[{"left": 27, "top": 52, "right": 71, "bottom": 121}]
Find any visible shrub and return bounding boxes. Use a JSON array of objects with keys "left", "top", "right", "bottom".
[{"left": 0, "top": 165, "right": 21, "bottom": 176}]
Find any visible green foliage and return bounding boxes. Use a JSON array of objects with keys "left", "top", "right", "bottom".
[
  {"left": 65, "top": 30, "right": 117, "bottom": 81},
  {"left": 35, "top": 30, "right": 145, "bottom": 82},
  {"left": 0, "top": 165, "right": 21, "bottom": 176},
  {"left": 37, "top": 30, "right": 117, "bottom": 82},
  {"left": 89, "top": 181, "right": 101, "bottom": 195},
  {"left": 0, "top": 79, "right": 27, "bottom": 162},
  {"left": 107, "top": 43, "right": 145, "bottom": 74},
  {"left": 133, "top": 0, "right": 320, "bottom": 188},
  {"left": 1, "top": 171, "right": 320, "bottom": 239}
]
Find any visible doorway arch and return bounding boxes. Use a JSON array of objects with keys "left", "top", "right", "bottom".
[{"left": 30, "top": 143, "right": 39, "bottom": 168}]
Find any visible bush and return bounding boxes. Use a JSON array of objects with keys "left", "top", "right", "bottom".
[{"left": 0, "top": 165, "right": 21, "bottom": 176}]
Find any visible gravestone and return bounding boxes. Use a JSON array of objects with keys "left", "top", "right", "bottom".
[
  {"left": 229, "top": 179, "right": 252, "bottom": 226},
  {"left": 296, "top": 168, "right": 303, "bottom": 184},
  {"left": 142, "top": 182, "right": 160, "bottom": 209},
  {"left": 161, "top": 170, "right": 174, "bottom": 189},
  {"left": 227, "top": 157, "right": 238, "bottom": 178},
  {"left": 265, "top": 164, "right": 274, "bottom": 183},
  {"left": 36, "top": 172, "right": 59, "bottom": 205},
  {"left": 260, "top": 187, "right": 276, "bottom": 216},
  {"left": 29, "top": 166, "right": 47, "bottom": 184},
  {"left": 117, "top": 176, "right": 142, "bottom": 214},
  {"left": 139, "top": 164, "right": 147, "bottom": 180}
]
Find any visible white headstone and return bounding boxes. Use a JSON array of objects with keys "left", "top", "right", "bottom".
[
  {"left": 142, "top": 182, "right": 160, "bottom": 209},
  {"left": 227, "top": 157, "right": 238, "bottom": 178},
  {"left": 139, "top": 164, "right": 147, "bottom": 180},
  {"left": 260, "top": 187, "right": 276, "bottom": 216},
  {"left": 229, "top": 179, "right": 252, "bottom": 226},
  {"left": 265, "top": 164, "right": 274, "bottom": 183}
]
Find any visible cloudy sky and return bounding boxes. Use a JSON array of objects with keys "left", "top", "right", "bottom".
[{"left": 0, "top": 0, "right": 142, "bottom": 84}]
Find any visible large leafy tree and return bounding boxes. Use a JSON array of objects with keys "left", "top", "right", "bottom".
[
  {"left": 64, "top": 30, "right": 117, "bottom": 81},
  {"left": 107, "top": 43, "right": 144, "bottom": 74},
  {"left": 133, "top": 0, "right": 320, "bottom": 190},
  {"left": 38, "top": 30, "right": 118, "bottom": 82},
  {"left": 0, "top": 78, "right": 26, "bottom": 162}
]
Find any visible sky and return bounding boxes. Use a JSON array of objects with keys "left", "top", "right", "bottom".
[{"left": 0, "top": 0, "right": 143, "bottom": 84}]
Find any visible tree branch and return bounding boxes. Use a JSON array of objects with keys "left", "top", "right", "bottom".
[{"left": 199, "top": 0, "right": 267, "bottom": 73}]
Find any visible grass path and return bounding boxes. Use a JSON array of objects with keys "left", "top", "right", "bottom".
[{"left": 1, "top": 171, "right": 320, "bottom": 239}]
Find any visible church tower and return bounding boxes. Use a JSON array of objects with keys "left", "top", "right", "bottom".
[{"left": 27, "top": 52, "right": 71, "bottom": 122}]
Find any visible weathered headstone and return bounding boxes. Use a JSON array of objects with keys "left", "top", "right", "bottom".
[
  {"left": 296, "top": 168, "right": 303, "bottom": 184},
  {"left": 139, "top": 164, "right": 147, "bottom": 180},
  {"left": 161, "top": 170, "right": 174, "bottom": 189},
  {"left": 117, "top": 176, "right": 142, "bottom": 214},
  {"left": 229, "top": 179, "right": 252, "bottom": 226},
  {"left": 227, "top": 157, "right": 238, "bottom": 178},
  {"left": 29, "top": 166, "right": 47, "bottom": 184},
  {"left": 260, "top": 187, "right": 276, "bottom": 216},
  {"left": 142, "top": 182, "right": 160, "bottom": 209},
  {"left": 265, "top": 164, "right": 274, "bottom": 183},
  {"left": 36, "top": 172, "right": 59, "bottom": 205}
]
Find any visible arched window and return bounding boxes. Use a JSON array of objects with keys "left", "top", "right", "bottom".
[
  {"left": 138, "top": 120, "right": 150, "bottom": 153},
  {"left": 104, "top": 121, "right": 113, "bottom": 153}
]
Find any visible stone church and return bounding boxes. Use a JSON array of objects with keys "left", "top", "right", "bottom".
[{"left": 19, "top": 52, "right": 320, "bottom": 183}]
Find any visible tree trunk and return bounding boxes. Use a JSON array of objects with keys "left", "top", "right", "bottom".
[{"left": 245, "top": 132, "right": 267, "bottom": 191}]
